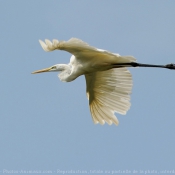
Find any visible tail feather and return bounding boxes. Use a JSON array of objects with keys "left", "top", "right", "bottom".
[{"left": 117, "top": 55, "right": 136, "bottom": 63}]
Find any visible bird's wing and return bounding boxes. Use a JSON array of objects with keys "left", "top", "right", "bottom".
[
  {"left": 39, "top": 38, "right": 136, "bottom": 63},
  {"left": 39, "top": 38, "right": 96, "bottom": 54},
  {"left": 85, "top": 68, "right": 132, "bottom": 125},
  {"left": 39, "top": 38, "right": 96, "bottom": 52}
]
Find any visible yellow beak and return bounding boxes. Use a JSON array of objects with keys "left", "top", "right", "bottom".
[{"left": 32, "top": 67, "right": 52, "bottom": 74}]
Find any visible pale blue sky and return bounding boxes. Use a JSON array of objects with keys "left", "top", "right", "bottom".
[{"left": 0, "top": 1, "right": 175, "bottom": 174}]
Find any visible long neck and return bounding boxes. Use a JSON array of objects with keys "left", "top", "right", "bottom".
[
  {"left": 56, "top": 64, "right": 71, "bottom": 82},
  {"left": 113, "top": 62, "right": 175, "bottom": 70}
]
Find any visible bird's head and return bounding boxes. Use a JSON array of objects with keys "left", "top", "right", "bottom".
[{"left": 32, "top": 64, "right": 66, "bottom": 74}]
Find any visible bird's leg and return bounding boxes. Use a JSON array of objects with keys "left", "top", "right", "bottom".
[{"left": 113, "top": 62, "right": 175, "bottom": 70}]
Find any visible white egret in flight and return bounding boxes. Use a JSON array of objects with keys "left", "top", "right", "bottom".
[{"left": 32, "top": 38, "right": 175, "bottom": 125}]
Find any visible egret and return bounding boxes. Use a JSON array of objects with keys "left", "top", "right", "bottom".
[{"left": 32, "top": 38, "right": 175, "bottom": 125}]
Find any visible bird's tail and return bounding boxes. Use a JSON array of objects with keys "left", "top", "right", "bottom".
[{"left": 117, "top": 55, "right": 136, "bottom": 63}]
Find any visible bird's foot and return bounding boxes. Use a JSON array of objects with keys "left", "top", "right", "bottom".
[{"left": 165, "top": 63, "right": 175, "bottom": 70}]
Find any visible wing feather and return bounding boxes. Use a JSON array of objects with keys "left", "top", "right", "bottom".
[
  {"left": 85, "top": 67, "right": 133, "bottom": 125},
  {"left": 38, "top": 38, "right": 136, "bottom": 64}
]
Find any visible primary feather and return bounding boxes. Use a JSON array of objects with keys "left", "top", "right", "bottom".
[{"left": 85, "top": 68, "right": 132, "bottom": 125}]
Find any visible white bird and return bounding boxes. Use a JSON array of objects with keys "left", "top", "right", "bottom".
[{"left": 32, "top": 38, "right": 175, "bottom": 125}]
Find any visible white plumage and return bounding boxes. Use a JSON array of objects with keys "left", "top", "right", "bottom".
[{"left": 32, "top": 38, "right": 136, "bottom": 125}]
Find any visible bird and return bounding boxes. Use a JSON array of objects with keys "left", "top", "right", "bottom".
[{"left": 32, "top": 38, "right": 175, "bottom": 125}]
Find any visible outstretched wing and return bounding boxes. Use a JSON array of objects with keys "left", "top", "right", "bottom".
[
  {"left": 39, "top": 38, "right": 98, "bottom": 54},
  {"left": 39, "top": 38, "right": 136, "bottom": 63},
  {"left": 85, "top": 68, "right": 133, "bottom": 125}
]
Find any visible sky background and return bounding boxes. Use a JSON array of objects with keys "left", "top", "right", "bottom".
[{"left": 0, "top": 1, "right": 175, "bottom": 174}]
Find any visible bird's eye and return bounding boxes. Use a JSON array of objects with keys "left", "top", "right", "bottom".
[{"left": 51, "top": 66, "right": 56, "bottom": 69}]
